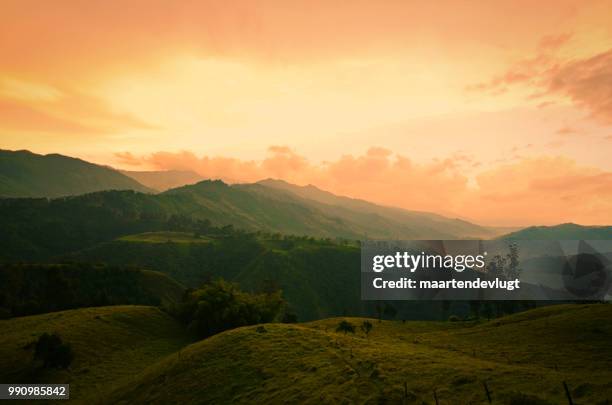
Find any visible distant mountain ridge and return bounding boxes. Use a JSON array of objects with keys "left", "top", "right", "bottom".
[
  {"left": 0, "top": 150, "right": 152, "bottom": 197},
  {"left": 257, "top": 179, "right": 496, "bottom": 239},
  {"left": 121, "top": 169, "right": 205, "bottom": 191},
  {"left": 500, "top": 223, "right": 612, "bottom": 239},
  {"left": 164, "top": 179, "right": 495, "bottom": 239}
]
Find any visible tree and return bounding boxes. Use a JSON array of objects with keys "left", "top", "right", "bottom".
[
  {"left": 173, "top": 279, "right": 285, "bottom": 339},
  {"left": 360, "top": 320, "right": 373, "bottom": 337},
  {"left": 505, "top": 242, "right": 521, "bottom": 280},
  {"left": 34, "top": 333, "right": 73, "bottom": 369},
  {"left": 336, "top": 320, "right": 356, "bottom": 335}
]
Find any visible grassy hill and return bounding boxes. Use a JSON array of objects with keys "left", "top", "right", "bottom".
[
  {"left": 0, "top": 150, "right": 152, "bottom": 198},
  {"left": 0, "top": 306, "right": 193, "bottom": 403},
  {"left": 501, "top": 223, "right": 612, "bottom": 240},
  {"left": 105, "top": 304, "right": 612, "bottom": 404}
]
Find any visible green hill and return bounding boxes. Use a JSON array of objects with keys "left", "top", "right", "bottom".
[
  {"left": 68, "top": 232, "right": 362, "bottom": 321},
  {"left": 105, "top": 304, "right": 612, "bottom": 404},
  {"left": 501, "top": 223, "right": 612, "bottom": 239},
  {"left": 0, "top": 263, "right": 186, "bottom": 317},
  {"left": 0, "top": 150, "right": 153, "bottom": 198},
  {"left": 0, "top": 306, "right": 193, "bottom": 403}
]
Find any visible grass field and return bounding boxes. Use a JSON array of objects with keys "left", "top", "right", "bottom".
[
  {"left": 103, "top": 303, "right": 612, "bottom": 404},
  {"left": 1, "top": 304, "right": 610, "bottom": 404},
  {"left": 0, "top": 306, "right": 193, "bottom": 403}
]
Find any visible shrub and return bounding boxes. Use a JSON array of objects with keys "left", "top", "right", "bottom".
[
  {"left": 336, "top": 320, "right": 356, "bottom": 334},
  {"left": 34, "top": 333, "right": 73, "bottom": 369},
  {"left": 448, "top": 315, "right": 461, "bottom": 322}
]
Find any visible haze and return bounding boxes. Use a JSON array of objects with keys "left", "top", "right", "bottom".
[{"left": 1, "top": 0, "right": 612, "bottom": 225}]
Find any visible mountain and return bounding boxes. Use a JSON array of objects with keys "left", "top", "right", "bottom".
[
  {"left": 257, "top": 179, "right": 497, "bottom": 239},
  {"left": 501, "top": 223, "right": 612, "bottom": 239},
  {"left": 165, "top": 179, "right": 494, "bottom": 239},
  {"left": 0, "top": 149, "right": 152, "bottom": 198},
  {"left": 120, "top": 169, "right": 204, "bottom": 191},
  {"left": 104, "top": 304, "right": 612, "bottom": 404}
]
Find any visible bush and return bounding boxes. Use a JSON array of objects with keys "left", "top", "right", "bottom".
[
  {"left": 173, "top": 279, "right": 285, "bottom": 339},
  {"left": 336, "top": 320, "right": 356, "bottom": 334},
  {"left": 34, "top": 333, "right": 73, "bottom": 369},
  {"left": 448, "top": 315, "right": 461, "bottom": 322}
]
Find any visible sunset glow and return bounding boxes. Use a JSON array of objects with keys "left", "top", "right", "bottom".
[{"left": 1, "top": 0, "right": 612, "bottom": 225}]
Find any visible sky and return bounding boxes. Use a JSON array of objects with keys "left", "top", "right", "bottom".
[{"left": 1, "top": 0, "right": 612, "bottom": 226}]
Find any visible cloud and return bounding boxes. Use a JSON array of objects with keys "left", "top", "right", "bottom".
[
  {"left": 114, "top": 147, "right": 612, "bottom": 226},
  {"left": 544, "top": 49, "right": 612, "bottom": 124},
  {"left": 469, "top": 34, "right": 612, "bottom": 126},
  {"left": 0, "top": 78, "right": 157, "bottom": 136}
]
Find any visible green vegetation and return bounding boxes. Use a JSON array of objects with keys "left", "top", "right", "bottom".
[
  {"left": 0, "top": 175, "right": 496, "bottom": 263},
  {"left": 0, "top": 149, "right": 152, "bottom": 198},
  {"left": 0, "top": 263, "right": 185, "bottom": 317},
  {"left": 104, "top": 304, "right": 612, "bottom": 404},
  {"left": 0, "top": 306, "right": 193, "bottom": 403},
  {"left": 172, "top": 279, "right": 285, "bottom": 338},
  {"left": 71, "top": 232, "right": 363, "bottom": 321}
]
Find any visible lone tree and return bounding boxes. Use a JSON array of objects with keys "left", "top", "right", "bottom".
[
  {"left": 34, "top": 333, "right": 73, "bottom": 369},
  {"left": 360, "top": 320, "right": 373, "bottom": 337},
  {"left": 336, "top": 320, "right": 356, "bottom": 335}
]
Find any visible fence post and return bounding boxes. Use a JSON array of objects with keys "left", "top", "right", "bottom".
[
  {"left": 563, "top": 381, "right": 574, "bottom": 405},
  {"left": 483, "top": 381, "right": 492, "bottom": 403}
]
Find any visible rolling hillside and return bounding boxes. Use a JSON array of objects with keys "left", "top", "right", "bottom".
[
  {"left": 0, "top": 306, "right": 193, "bottom": 403},
  {"left": 0, "top": 150, "right": 152, "bottom": 198},
  {"left": 68, "top": 232, "right": 363, "bottom": 321},
  {"left": 105, "top": 304, "right": 612, "bottom": 404}
]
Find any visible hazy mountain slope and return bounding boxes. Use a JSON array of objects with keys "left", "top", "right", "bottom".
[
  {"left": 501, "top": 223, "right": 612, "bottom": 239},
  {"left": 106, "top": 304, "right": 612, "bottom": 404},
  {"left": 120, "top": 170, "right": 204, "bottom": 191},
  {"left": 167, "top": 180, "right": 491, "bottom": 239},
  {"left": 256, "top": 179, "right": 495, "bottom": 239},
  {"left": 0, "top": 150, "right": 152, "bottom": 197}
]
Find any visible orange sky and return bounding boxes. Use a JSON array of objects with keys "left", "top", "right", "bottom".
[{"left": 1, "top": 0, "right": 612, "bottom": 226}]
